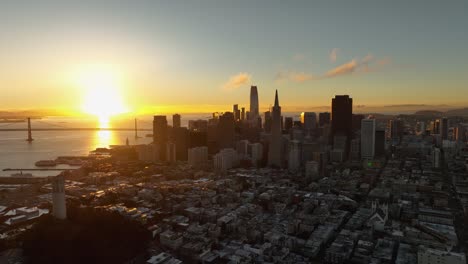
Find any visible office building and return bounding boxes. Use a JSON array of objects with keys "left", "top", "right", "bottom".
[
  {"left": 268, "top": 90, "right": 282, "bottom": 167},
  {"left": 249, "top": 86, "right": 259, "bottom": 126},
  {"left": 440, "top": 117, "right": 448, "bottom": 140},
  {"left": 375, "top": 130, "right": 386, "bottom": 157},
  {"left": 361, "top": 118, "right": 376, "bottom": 159},
  {"left": 153, "top": 115, "right": 168, "bottom": 161},
  {"left": 214, "top": 148, "right": 239, "bottom": 171},
  {"left": 233, "top": 104, "right": 240, "bottom": 121},
  {"left": 166, "top": 142, "right": 176, "bottom": 163},
  {"left": 284, "top": 117, "right": 293, "bottom": 132},
  {"left": 188, "top": 146, "right": 208, "bottom": 167},
  {"left": 301, "top": 112, "right": 317, "bottom": 131},
  {"left": 319, "top": 112, "right": 331, "bottom": 127},
  {"left": 331, "top": 95, "right": 353, "bottom": 153},
  {"left": 241, "top": 107, "right": 245, "bottom": 121},
  {"left": 217, "top": 112, "right": 235, "bottom": 149},
  {"left": 288, "top": 140, "right": 301, "bottom": 172},
  {"left": 172, "top": 114, "right": 181, "bottom": 128}
]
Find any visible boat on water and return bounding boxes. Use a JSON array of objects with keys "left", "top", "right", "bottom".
[
  {"left": 35, "top": 160, "right": 57, "bottom": 167},
  {"left": 10, "top": 172, "right": 33, "bottom": 178}
]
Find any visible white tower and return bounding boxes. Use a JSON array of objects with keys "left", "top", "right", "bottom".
[{"left": 52, "top": 175, "right": 67, "bottom": 220}]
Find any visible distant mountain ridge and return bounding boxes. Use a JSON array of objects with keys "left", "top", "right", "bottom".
[{"left": 415, "top": 108, "right": 468, "bottom": 117}]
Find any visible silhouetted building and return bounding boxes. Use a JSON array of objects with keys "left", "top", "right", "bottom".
[
  {"left": 233, "top": 104, "right": 240, "bottom": 121},
  {"left": 319, "top": 112, "right": 331, "bottom": 127},
  {"left": 217, "top": 112, "right": 235, "bottom": 149},
  {"left": 188, "top": 119, "right": 208, "bottom": 132},
  {"left": 268, "top": 90, "right": 282, "bottom": 167},
  {"left": 241, "top": 107, "right": 246, "bottom": 121},
  {"left": 264, "top": 111, "right": 272, "bottom": 133},
  {"left": 189, "top": 131, "right": 207, "bottom": 148},
  {"left": 284, "top": 117, "right": 293, "bottom": 132},
  {"left": 173, "top": 114, "right": 181, "bottom": 128},
  {"left": 173, "top": 127, "right": 189, "bottom": 161},
  {"left": 440, "top": 117, "right": 448, "bottom": 140},
  {"left": 331, "top": 95, "right": 353, "bottom": 154},
  {"left": 389, "top": 119, "right": 404, "bottom": 143},
  {"left": 153, "top": 115, "right": 168, "bottom": 161},
  {"left": 249, "top": 86, "right": 259, "bottom": 126},
  {"left": 301, "top": 112, "right": 317, "bottom": 132},
  {"left": 352, "top": 114, "right": 365, "bottom": 132},
  {"left": 375, "top": 130, "right": 385, "bottom": 157}
]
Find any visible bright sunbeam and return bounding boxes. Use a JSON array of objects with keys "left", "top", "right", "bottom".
[{"left": 79, "top": 67, "right": 128, "bottom": 126}]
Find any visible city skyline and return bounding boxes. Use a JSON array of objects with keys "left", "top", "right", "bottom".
[{"left": 1, "top": 0, "right": 468, "bottom": 118}]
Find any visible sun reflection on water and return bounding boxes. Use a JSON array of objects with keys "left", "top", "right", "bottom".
[{"left": 93, "top": 118, "right": 115, "bottom": 149}]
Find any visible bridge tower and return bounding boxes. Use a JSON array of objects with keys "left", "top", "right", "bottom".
[{"left": 26, "top": 117, "right": 34, "bottom": 142}]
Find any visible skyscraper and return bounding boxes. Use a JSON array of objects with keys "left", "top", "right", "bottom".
[
  {"left": 233, "top": 104, "right": 240, "bottom": 121},
  {"left": 361, "top": 118, "right": 376, "bottom": 159},
  {"left": 249, "top": 86, "right": 259, "bottom": 125},
  {"left": 331, "top": 95, "right": 353, "bottom": 151},
  {"left": 319, "top": 112, "right": 331, "bottom": 127},
  {"left": 268, "top": 90, "right": 282, "bottom": 167},
  {"left": 300, "top": 112, "right": 317, "bottom": 131},
  {"left": 172, "top": 113, "right": 181, "bottom": 128},
  {"left": 217, "top": 112, "right": 235, "bottom": 149},
  {"left": 153, "top": 115, "right": 168, "bottom": 161},
  {"left": 440, "top": 117, "right": 448, "bottom": 140}
]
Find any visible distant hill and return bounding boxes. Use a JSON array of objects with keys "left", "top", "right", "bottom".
[
  {"left": 444, "top": 108, "right": 468, "bottom": 117},
  {"left": 414, "top": 110, "right": 444, "bottom": 116}
]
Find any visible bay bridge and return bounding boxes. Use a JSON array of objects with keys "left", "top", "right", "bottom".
[{"left": 0, "top": 118, "right": 153, "bottom": 142}]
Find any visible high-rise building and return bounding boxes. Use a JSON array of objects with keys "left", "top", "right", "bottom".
[
  {"left": 52, "top": 175, "right": 66, "bottom": 220},
  {"left": 331, "top": 95, "right": 353, "bottom": 153},
  {"left": 268, "top": 90, "right": 282, "bottom": 167},
  {"left": 166, "top": 142, "right": 176, "bottom": 163},
  {"left": 432, "top": 147, "right": 441, "bottom": 168},
  {"left": 389, "top": 119, "right": 404, "bottom": 143},
  {"left": 153, "top": 115, "right": 168, "bottom": 161},
  {"left": 284, "top": 117, "right": 293, "bottom": 132},
  {"left": 233, "top": 104, "right": 240, "bottom": 121},
  {"left": 214, "top": 148, "right": 239, "bottom": 171},
  {"left": 249, "top": 86, "right": 259, "bottom": 125},
  {"left": 301, "top": 112, "right": 317, "bottom": 131},
  {"left": 241, "top": 107, "right": 246, "bottom": 121},
  {"left": 264, "top": 111, "right": 272, "bottom": 133},
  {"left": 454, "top": 125, "right": 466, "bottom": 142},
  {"left": 172, "top": 114, "right": 181, "bottom": 128},
  {"left": 352, "top": 114, "right": 365, "bottom": 132},
  {"left": 319, "top": 112, "right": 331, "bottom": 127},
  {"left": 288, "top": 140, "right": 301, "bottom": 172},
  {"left": 217, "top": 112, "right": 235, "bottom": 149},
  {"left": 361, "top": 118, "right": 376, "bottom": 159},
  {"left": 375, "top": 130, "right": 386, "bottom": 157},
  {"left": 248, "top": 143, "right": 263, "bottom": 166},
  {"left": 440, "top": 117, "right": 448, "bottom": 140},
  {"left": 188, "top": 146, "right": 208, "bottom": 167}
]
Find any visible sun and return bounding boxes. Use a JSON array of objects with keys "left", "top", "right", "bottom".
[{"left": 79, "top": 67, "right": 128, "bottom": 126}]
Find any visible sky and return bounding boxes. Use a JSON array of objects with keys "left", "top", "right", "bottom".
[{"left": 1, "top": 0, "right": 468, "bottom": 115}]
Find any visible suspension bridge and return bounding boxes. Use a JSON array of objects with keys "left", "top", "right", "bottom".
[{"left": 0, "top": 118, "right": 153, "bottom": 142}]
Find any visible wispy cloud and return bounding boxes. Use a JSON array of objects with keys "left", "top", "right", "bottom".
[
  {"left": 325, "top": 59, "right": 358, "bottom": 77},
  {"left": 277, "top": 52, "right": 392, "bottom": 83},
  {"left": 329, "top": 48, "right": 339, "bottom": 63},
  {"left": 223, "top": 72, "right": 251, "bottom": 90}
]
